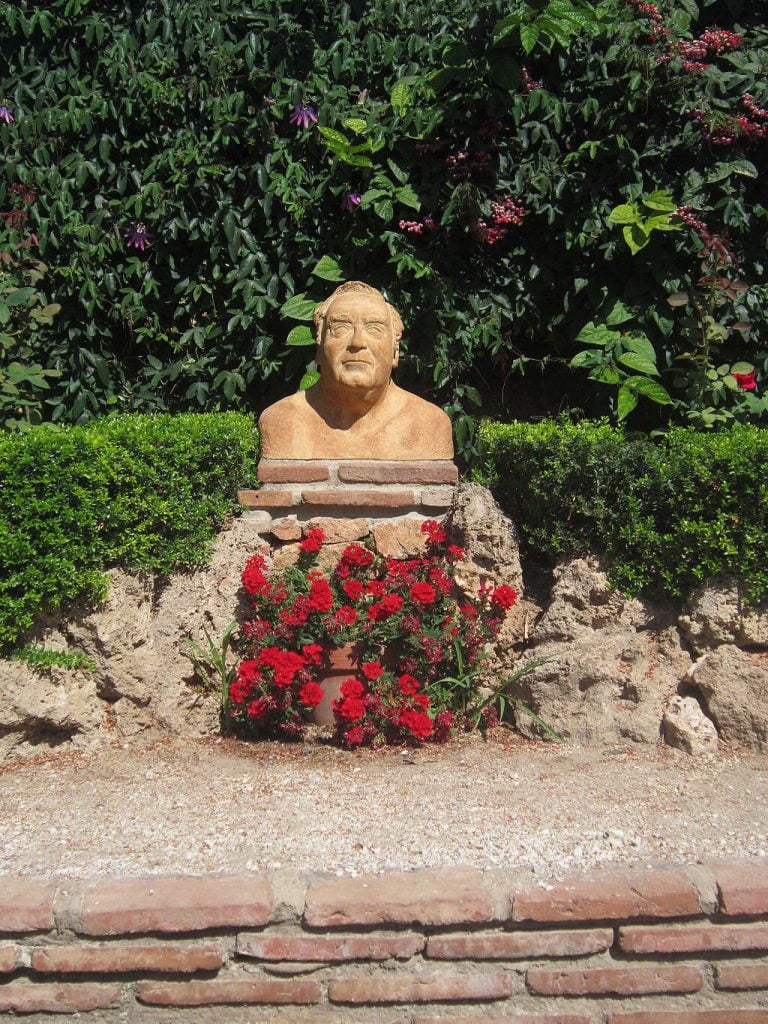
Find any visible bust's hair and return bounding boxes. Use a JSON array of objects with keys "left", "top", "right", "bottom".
[{"left": 313, "top": 281, "right": 404, "bottom": 345}]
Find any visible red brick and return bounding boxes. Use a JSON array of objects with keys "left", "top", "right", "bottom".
[
  {"left": 304, "top": 868, "right": 497, "bottom": 928},
  {"left": 0, "top": 945, "right": 18, "bottom": 972},
  {"left": 513, "top": 868, "right": 700, "bottom": 923},
  {"left": 258, "top": 461, "right": 330, "bottom": 483},
  {"left": 81, "top": 875, "right": 272, "bottom": 935},
  {"left": 305, "top": 517, "right": 369, "bottom": 543},
  {"left": 716, "top": 962, "right": 768, "bottom": 990},
  {"left": 620, "top": 921, "right": 768, "bottom": 954},
  {"left": 715, "top": 861, "right": 768, "bottom": 916},
  {"left": 137, "top": 978, "right": 320, "bottom": 1006},
  {"left": 0, "top": 983, "right": 121, "bottom": 1013},
  {"left": 238, "top": 488, "right": 297, "bottom": 508},
  {"left": 338, "top": 462, "right": 458, "bottom": 484},
  {"left": 527, "top": 963, "right": 703, "bottom": 996},
  {"left": 608, "top": 1013, "right": 768, "bottom": 1024},
  {"left": 414, "top": 1015, "right": 592, "bottom": 1024},
  {"left": 0, "top": 878, "right": 57, "bottom": 933},
  {"left": 301, "top": 488, "right": 415, "bottom": 507},
  {"left": 329, "top": 970, "right": 513, "bottom": 1004},
  {"left": 236, "top": 933, "right": 424, "bottom": 961},
  {"left": 427, "top": 928, "right": 612, "bottom": 960},
  {"left": 30, "top": 942, "right": 223, "bottom": 973}
]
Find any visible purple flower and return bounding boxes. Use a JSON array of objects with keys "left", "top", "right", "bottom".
[
  {"left": 341, "top": 191, "right": 361, "bottom": 213},
  {"left": 124, "top": 221, "right": 153, "bottom": 251},
  {"left": 0, "top": 107, "right": 14, "bottom": 124},
  {"left": 289, "top": 104, "right": 318, "bottom": 130}
]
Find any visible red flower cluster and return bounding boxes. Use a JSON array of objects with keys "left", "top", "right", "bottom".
[
  {"left": 229, "top": 519, "right": 518, "bottom": 747},
  {"left": 470, "top": 197, "right": 527, "bottom": 247}
]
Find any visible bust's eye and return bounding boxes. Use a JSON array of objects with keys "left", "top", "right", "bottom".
[{"left": 366, "top": 324, "right": 384, "bottom": 334}]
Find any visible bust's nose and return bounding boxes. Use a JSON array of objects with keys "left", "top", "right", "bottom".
[{"left": 348, "top": 322, "right": 368, "bottom": 349}]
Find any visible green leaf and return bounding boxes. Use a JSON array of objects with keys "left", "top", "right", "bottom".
[
  {"left": 520, "top": 23, "right": 541, "bottom": 53},
  {"left": 623, "top": 376, "right": 672, "bottom": 404},
  {"left": 342, "top": 118, "right": 367, "bottom": 134},
  {"left": 492, "top": 14, "right": 519, "bottom": 45},
  {"left": 317, "top": 126, "right": 351, "bottom": 148},
  {"left": 390, "top": 79, "right": 412, "bottom": 115},
  {"left": 623, "top": 333, "right": 657, "bottom": 362},
  {"left": 618, "top": 352, "right": 659, "bottom": 376},
  {"left": 311, "top": 255, "right": 345, "bottom": 282},
  {"left": 608, "top": 204, "right": 638, "bottom": 225},
  {"left": 731, "top": 361, "right": 755, "bottom": 374},
  {"left": 280, "top": 294, "right": 317, "bottom": 321},
  {"left": 667, "top": 292, "right": 690, "bottom": 307},
  {"left": 605, "top": 300, "right": 634, "bottom": 326},
  {"left": 617, "top": 384, "right": 638, "bottom": 420},
  {"left": 395, "top": 184, "right": 420, "bottom": 210},
  {"left": 729, "top": 159, "right": 758, "bottom": 178},
  {"left": 489, "top": 53, "right": 521, "bottom": 91},
  {"left": 299, "top": 369, "right": 320, "bottom": 390},
  {"left": 642, "top": 189, "right": 677, "bottom": 212},
  {"left": 623, "top": 223, "right": 649, "bottom": 254},
  {"left": 576, "top": 322, "right": 621, "bottom": 346},
  {"left": 5, "top": 287, "right": 36, "bottom": 307},
  {"left": 569, "top": 350, "right": 595, "bottom": 368},
  {"left": 286, "top": 325, "right": 316, "bottom": 346}
]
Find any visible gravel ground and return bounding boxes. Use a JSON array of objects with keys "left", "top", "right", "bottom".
[{"left": 3, "top": 730, "right": 767, "bottom": 880}]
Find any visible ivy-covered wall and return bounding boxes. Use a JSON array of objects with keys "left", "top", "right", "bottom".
[{"left": 0, "top": 0, "right": 766, "bottom": 445}]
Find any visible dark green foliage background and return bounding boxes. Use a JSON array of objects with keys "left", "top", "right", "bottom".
[
  {"left": 478, "top": 418, "right": 768, "bottom": 601},
  {"left": 0, "top": 412, "right": 258, "bottom": 647},
  {"left": 0, "top": 0, "right": 766, "bottom": 444}
]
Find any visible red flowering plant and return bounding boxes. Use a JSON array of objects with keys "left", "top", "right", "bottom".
[{"left": 228, "top": 521, "right": 518, "bottom": 747}]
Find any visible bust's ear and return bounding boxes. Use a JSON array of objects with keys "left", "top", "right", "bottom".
[{"left": 392, "top": 345, "right": 399, "bottom": 369}]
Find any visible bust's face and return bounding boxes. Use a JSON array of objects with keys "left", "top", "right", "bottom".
[{"left": 318, "top": 293, "right": 397, "bottom": 392}]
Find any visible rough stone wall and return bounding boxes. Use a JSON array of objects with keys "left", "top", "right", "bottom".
[
  {"left": 1, "top": 860, "right": 767, "bottom": 1021},
  {"left": 1, "top": 483, "right": 766, "bottom": 759}
]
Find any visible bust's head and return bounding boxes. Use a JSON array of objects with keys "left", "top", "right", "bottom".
[{"left": 313, "top": 282, "right": 404, "bottom": 393}]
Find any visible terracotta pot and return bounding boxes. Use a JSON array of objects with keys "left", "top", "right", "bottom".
[{"left": 310, "top": 644, "right": 359, "bottom": 727}]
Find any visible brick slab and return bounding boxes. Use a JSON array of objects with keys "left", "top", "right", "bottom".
[
  {"left": 609, "top": 1013, "right": 768, "bottom": 1024},
  {"left": 137, "top": 978, "right": 321, "bottom": 1006},
  {"left": 0, "top": 983, "right": 121, "bottom": 1013},
  {"left": 0, "top": 878, "right": 57, "bottom": 933},
  {"left": 620, "top": 922, "right": 768, "bottom": 954},
  {"left": 301, "top": 488, "right": 415, "bottom": 507},
  {"left": 427, "top": 928, "right": 613, "bottom": 959},
  {"left": 31, "top": 942, "right": 223, "bottom": 973},
  {"left": 236, "top": 933, "right": 424, "bottom": 961},
  {"left": 304, "top": 868, "right": 497, "bottom": 927},
  {"left": 0, "top": 945, "right": 18, "bottom": 972},
  {"left": 81, "top": 876, "right": 272, "bottom": 935},
  {"left": 329, "top": 970, "right": 513, "bottom": 1004},
  {"left": 305, "top": 517, "right": 370, "bottom": 543},
  {"left": 258, "top": 461, "right": 331, "bottom": 483},
  {"left": 715, "top": 861, "right": 768, "bottom": 916},
  {"left": 414, "top": 1015, "right": 593, "bottom": 1024},
  {"left": 716, "top": 962, "right": 768, "bottom": 990},
  {"left": 527, "top": 963, "right": 704, "bottom": 996},
  {"left": 421, "top": 487, "right": 455, "bottom": 507},
  {"left": 513, "top": 868, "right": 700, "bottom": 923},
  {"left": 238, "top": 488, "right": 297, "bottom": 508},
  {"left": 338, "top": 462, "right": 458, "bottom": 484}
]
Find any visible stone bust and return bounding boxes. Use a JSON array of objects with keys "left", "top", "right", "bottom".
[{"left": 258, "top": 281, "right": 454, "bottom": 460}]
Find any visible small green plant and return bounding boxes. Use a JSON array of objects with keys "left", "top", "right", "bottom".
[
  {"left": 608, "top": 190, "right": 681, "bottom": 255},
  {"left": 10, "top": 643, "right": 95, "bottom": 673},
  {"left": 470, "top": 657, "right": 564, "bottom": 740},
  {"left": 181, "top": 621, "right": 238, "bottom": 717},
  {"left": 570, "top": 300, "right": 672, "bottom": 421}
]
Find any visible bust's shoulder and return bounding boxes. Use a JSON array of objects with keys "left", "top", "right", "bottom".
[
  {"left": 258, "top": 391, "right": 310, "bottom": 427},
  {"left": 391, "top": 385, "right": 451, "bottom": 424}
]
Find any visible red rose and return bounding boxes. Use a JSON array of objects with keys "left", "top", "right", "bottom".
[
  {"left": 242, "top": 555, "right": 269, "bottom": 595},
  {"left": 337, "top": 696, "right": 366, "bottom": 721},
  {"left": 298, "top": 682, "right": 324, "bottom": 707},
  {"left": 236, "top": 659, "right": 261, "bottom": 685},
  {"left": 491, "top": 585, "right": 517, "bottom": 610},
  {"left": 410, "top": 581, "right": 437, "bottom": 605},
  {"left": 299, "top": 528, "right": 325, "bottom": 554},
  {"left": 308, "top": 578, "right": 333, "bottom": 613},
  {"left": 397, "top": 708, "right": 433, "bottom": 740},
  {"left": 733, "top": 370, "right": 757, "bottom": 391},
  {"left": 340, "top": 678, "right": 365, "bottom": 698},
  {"left": 421, "top": 519, "right": 447, "bottom": 545},
  {"left": 380, "top": 593, "right": 404, "bottom": 615},
  {"left": 398, "top": 673, "right": 420, "bottom": 696},
  {"left": 246, "top": 698, "right": 268, "bottom": 720},
  {"left": 362, "top": 661, "right": 384, "bottom": 680},
  {"left": 301, "top": 643, "right": 324, "bottom": 666},
  {"left": 344, "top": 725, "right": 365, "bottom": 745},
  {"left": 343, "top": 579, "right": 364, "bottom": 601}
]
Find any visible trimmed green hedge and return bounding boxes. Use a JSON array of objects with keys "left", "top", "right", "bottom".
[
  {"left": 0, "top": 413, "right": 258, "bottom": 648},
  {"left": 478, "top": 419, "right": 768, "bottom": 602}
]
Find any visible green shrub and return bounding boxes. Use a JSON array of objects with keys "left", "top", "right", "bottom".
[
  {"left": 0, "top": 412, "right": 258, "bottom": 648},
  {"left": 477, "top": 419, "right": 768, "bottom": 601}
]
